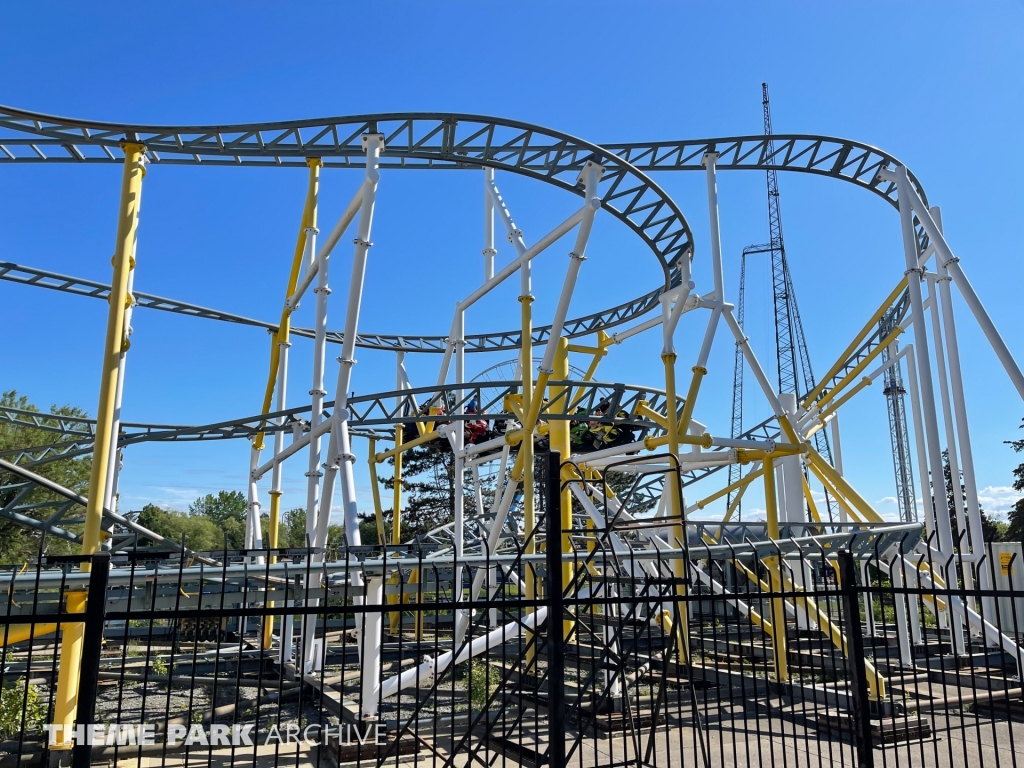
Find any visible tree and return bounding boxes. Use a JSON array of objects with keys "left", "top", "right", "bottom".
[
  {"left": 940, "top": 449, "right": 1007, "bottom": 545},
  {"left": 189, "top": 490, "right": 247, "bottom": 549},
  {"left": 0, "top": 390, "right": 93, "bottom": 561},
  {"left": 1005, "top": 420, "right": 1024, "bottom": 541},
  {"left": 136, "top": 504, "right": 224, "bottom": 551},
  {"left": 369, "top": 438, "right": 494, "bottom": 545},
  {"left": 271, "top": 507, "right": 346, "bottom": 550}
]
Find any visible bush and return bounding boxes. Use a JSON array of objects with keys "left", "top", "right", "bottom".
[
  {"left": 0, "top": 679, "right": 47, "bottom": 738},
  {"left": 465, "top": 661, "right": 496, "bottom": 708}
]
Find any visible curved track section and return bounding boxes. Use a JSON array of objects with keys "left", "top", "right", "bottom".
[{"left": 0, "top": 107, "right": 694, "bottom": 287}]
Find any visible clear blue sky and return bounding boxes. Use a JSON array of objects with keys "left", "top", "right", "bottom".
[{"left": 2, "top": 1, "right": 1023, "bottom": 525}]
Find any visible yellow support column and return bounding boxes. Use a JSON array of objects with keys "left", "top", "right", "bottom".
[
  {"left": 393, "top": 420, "right": 404, "bottom": 545},
  {"left": 662, "top": 352, "right": 691, "bottom": 663},
  {"left": 262, "top": 158, "right": 321, "bottom": 651},
  {"left": 53, "top": 141, "right": 146, "bottom": 750},
  {"left": 763, "top": 456, "right": 790, "bottom": 683},
  {"left": 520, "top": 294, "right": 536, "bottom": 667},
  {"left": 549, "top": 338, "right": 574, "bottom": 640}
]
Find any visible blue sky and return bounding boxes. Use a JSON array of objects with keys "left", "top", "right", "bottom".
[{"left": 2, "top": 1, "right": 1023, "bottom": 525}]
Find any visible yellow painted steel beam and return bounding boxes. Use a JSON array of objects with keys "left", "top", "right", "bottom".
[
  {"left": 53, "top": 141, "right": 147, "bottom": 749},
  {"left": 692, "top": 466, "right": 764, "bottom": 512},
  {"left": 661, "top": 352, "right": 691, "bottom": 665},
  {"left": 812, "top": 326, "right": 903, "bottom": 414},
  {"left": 263, "top": 488, "right": 282, "bottom": 649},
  {"left": 368, "top": 439, "right": 385, "bottom": 544},
  {"left": 636, "top": 402, "right": 669, "bottom": 430},
  {"left": 643, "top": 432, "right": 713, "bottom": 450},
  {"left": 374, "top": 430, "right": 440, "bottom": 463},
  {"left": 392, "top": 424, "right": 403, "bottom": 546},
  {"left": 550, "top": 338, "right": 575, "bottom": 641},
  {"left": 766, "top": 557, "right": 887, "bottom": 700},
  {"left": 762, "top": 455, "right": 789, "bottom": 683},
  {"left": 0, "top": 624, "right": 57, "bottom": 648},
  {"left": 808, "top": 467, "right": 865, "bottom": 524},
  {"left": 254, "top": 158, "right": 322, "bottom": 451},
  {"left": 676, "top": 365, "right": 706, "bottom": 436},
  {"left": 520, "top": 293, "right": 537, "bottom": 668},
  {"left": 806, "top": 448, "right": 884, "bottom": 524},
  {"left": 801, "top": 276, "right": 909, "bottom": 408},
  {"left": 567, "top": 330, "right": 612, "bottom": 411}
]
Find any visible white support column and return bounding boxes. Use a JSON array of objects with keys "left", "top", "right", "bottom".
[
  {"left": 883, "top": 170, "right": 1024, "bottom": 401},
  {"left": 304, "top": 223, "right": 326, "bottom": 547},
  {"left": 453, "top": 310, "right": 467, "bottom": 648},
  {"left": 703, "top": 152, "right": 725, "bottom": 302},
  {"left": 829, "top": 414, "right": 847, "bottom": 524},
  {"left": 903, "top": 348, "right": 934, "bottom": 538},
  {"left": 359, "top": 577, "right": 384, "bottom": 718},
  {"left": 272, "top": 338, "right": 291, "bottom": 665},
  {"left": 245, "top": 446, "right": 263, "bottom": 550},
  {"left": 326, "top": 132, "right": 384, "bottom": 546},
  {"left": 778, "top": 394, "right": 805, "bottom": 524},
  {"left": 483, "top": 168, "right": 496, "bottom": 281},
  {"left": 925, "top": 274, "right": 977, "bottom": 603},
  {"left": 315, "top": 134, "right": 385, "bottom": 704},
  {"left": 931, "top": 207, "right": 993, "bottom": 615},
  {"left": 894, "top": 166, "right": 964, "bottom": 654},
  {"left": 536, "top": 162, "right": 603, "bottom": 374},
  {"left": 891, "top": 565, "right": 914, "bottom": 666}
]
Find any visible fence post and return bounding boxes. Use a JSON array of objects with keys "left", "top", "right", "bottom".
[
  {"left": 838, "top": 550, "right": 873, "bottom": 767},
  {"left": 71, "top": 553, "right": 110, "bottom": 768},
  {"left": 545, "top": 450, "right": 566, "bottom": 768}
]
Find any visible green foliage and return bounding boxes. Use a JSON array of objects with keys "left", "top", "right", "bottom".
[
  {"left": 0, "top": 679, "right": 48, "bottom": 738},
  {"left": 0, "top": 390, "right": 93, "bottom": 561},
  {"left": 189, "top": 490, "right": 247, "bottom": 549},
  {"left": 137, "top": 504, "right": 224, "bottom": 551},
  {"left": 1005, "top": 420, "right": 1024, "bottom": 541},
  {"left": 463, "top": 660, "right": 496, "bottom": 708},
  {"left": 272, "top": 507, "right": 345, "bottom": 550},
  {"left": 152, "top": 656, "right": 168, "bottom": 677},
  {"left": 938, "top": 449, "right": 1008, "bottom": 544}
]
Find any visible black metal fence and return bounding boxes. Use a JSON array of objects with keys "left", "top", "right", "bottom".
[{"left": 0, "top": 453, "right": 1020, "bottom": 767}]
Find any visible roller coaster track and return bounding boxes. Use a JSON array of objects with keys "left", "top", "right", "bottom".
[{"left": 0, "top": 106, "right": 930, "bottom": 549}]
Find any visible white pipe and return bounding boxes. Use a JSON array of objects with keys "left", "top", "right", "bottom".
[
  {"left": 722, "top": 307, "right": 788, "bottom": 421},
  {"left": 703, "top": 152, "right": 725, "bottom": 302},
  {"left": 459, "top": 206, "right": 586, "bottom": 311},
  {"left": 325, "top": 134, "right": 384, "bottom": 548},
  {"left": 611, "top": 295, "right": 698, "bottom": 345},
  {"left": 538, "top": 163, "right": 602, "bottom": 373},
  {"left": 245, "top": 446, "right": 263, "bottom": 550},
  {"left": 305, "top": 225, "right": 326, "bottom": 547},
  {"left": 287, "top": 181, "right": 366, "bottom": 310},
  {"left": 797, "top": 346, "right": 911, "bottom": 431},
  {"left": 253, "top": 414, "right": 338, "bottom": 480},
  {"left": 358, "top": 577, "right": 384, "bottom": 716},
  {"left": 483, "top": 168, "right": 495, "bottom": 281},
  {"left": 661, "top": 284, "right": 695, "bottom": 355},
  {"left": 891, "top": 554, "right": 1024, "bottom": 676},
  {"left": 453, "top": 310, "right": 466, "bottom": 647},
  {"left": 925, "top": 273, "right": 974, "bottom": 596},
  {"left": 380, "top": 607, "right": 548, "bottom": 700},
  {"left": 935, "top": 232, "right": 992, "bottom": 607},
  {"left": 904, "top": 346, "right": 933, "bottom": 535},
  {"left": 830, "top": 413, "right": 846, "bottom": 523},
  {"left": 882, "top": 168, "right": 1024, "bottom": 401},
  {"left": 895, "top": 168, "right": 963, "bottom": 652}
]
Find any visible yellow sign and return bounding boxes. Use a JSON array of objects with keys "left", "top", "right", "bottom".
[{"left": 1000, "top": 551, "right": 1014, "bottom": 577}]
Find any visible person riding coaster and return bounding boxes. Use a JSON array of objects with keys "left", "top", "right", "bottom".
[{"left": 570, "top": 399, "right": 637, "bottom": 455}]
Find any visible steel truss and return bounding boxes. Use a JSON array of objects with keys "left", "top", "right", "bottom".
[{"left": 2, "top": 103, "right": 1023, "bottom": 736}]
